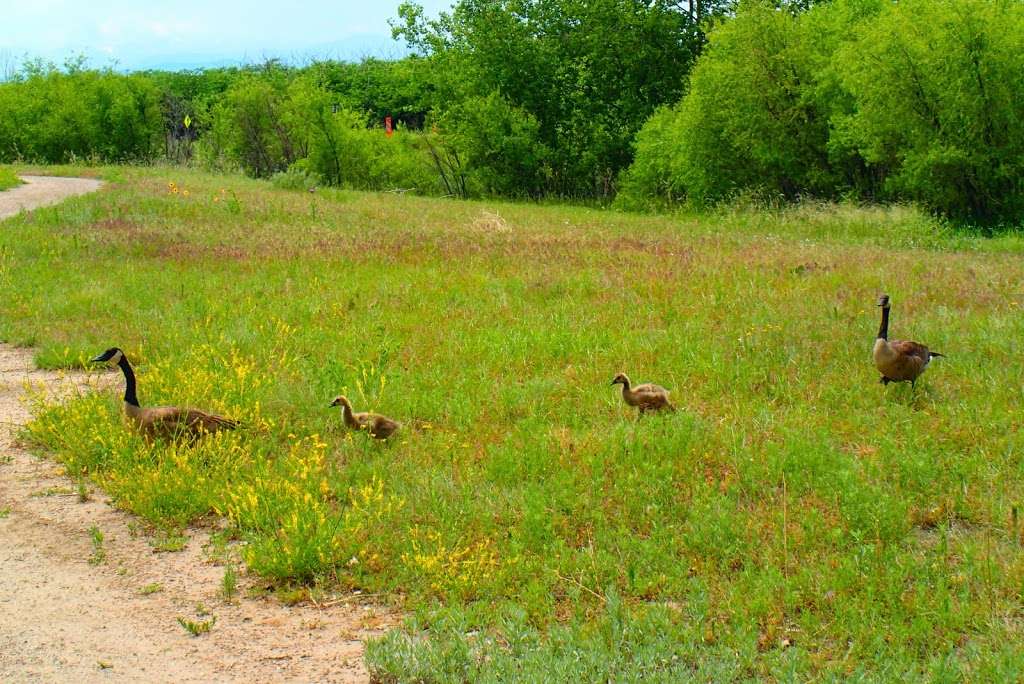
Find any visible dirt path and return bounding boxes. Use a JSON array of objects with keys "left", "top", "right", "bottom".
[
  {"left": 0, "top": 180, "right": 395, "bottom": 682},
  {"left": 0, "top": 175, "right": 105, "bottom": 220}
]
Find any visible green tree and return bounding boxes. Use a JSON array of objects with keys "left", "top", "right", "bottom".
[
  {"left": 439, "top": 92, "right": 550, "bottom": 198},
  {"left": 0, "top": 62, "right": 161, "bottom": 163},
  {"left": 836, "top": 0, "right": 1024, "bottom": 223},
  {"left": 393, "top": 0, "right": 711, "bottom": 198},
  {"left": 212, "top": 72, "right": 298, "bottom": 177}
]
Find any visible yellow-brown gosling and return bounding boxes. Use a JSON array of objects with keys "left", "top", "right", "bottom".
[
  {"left": 91, "top": 347, "right": 239, "bottom": 441},
  {"left": 873, "top": 294, "right": 944, "bottom": 388},
  {"left": 330, "top": 395, "right": 400, "bottom": 439},
  {"left": 611, "top": 372, "right": 676, "bottom": 414}
]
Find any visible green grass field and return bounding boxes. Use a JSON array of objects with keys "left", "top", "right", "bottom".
[
  {"left": 0, "top": 167, "right": 22, "bottom": 191},
  {"left": 5, "top": 166, "right": 1024, "bottom": 681}
]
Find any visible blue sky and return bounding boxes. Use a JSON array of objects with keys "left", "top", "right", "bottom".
[{"left": 0, "top": 1, "right": 452, "bottom": 71}]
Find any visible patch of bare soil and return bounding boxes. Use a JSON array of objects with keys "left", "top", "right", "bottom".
[{"left": 0, "top": 176, "right": 105, "bottom": 220}]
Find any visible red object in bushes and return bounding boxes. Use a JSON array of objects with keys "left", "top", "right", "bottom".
[{"left": 385, "top": 116, "right": 393, "bottom": 137}]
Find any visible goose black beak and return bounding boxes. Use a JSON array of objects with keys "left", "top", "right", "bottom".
[{"left": 89, "top": 354, "right": 106, "bottom": 363}]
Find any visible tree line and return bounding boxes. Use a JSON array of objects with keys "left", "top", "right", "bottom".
[{"left": 0, "top": 0, "right": 1020, "bottom": 225}]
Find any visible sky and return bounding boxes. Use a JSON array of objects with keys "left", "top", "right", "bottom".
[{"left": 0, "top": 1, "right": 453, "bottom": 72}]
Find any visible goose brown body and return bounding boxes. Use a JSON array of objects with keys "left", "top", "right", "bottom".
[
  {"left": 124, "top": 403, "right": 239, "bottom": 441},
  {"left": 91, "top": 347, "right": 239, "bottom": 441},
  {"left": 873, "top": 295, "right": 943, "bottom": 386},
  {"left": 610, "top": 372, "right": 676, "bottom": 413},
  {"left": 331, "top": 395, "right": 400, "bottom": 439}
]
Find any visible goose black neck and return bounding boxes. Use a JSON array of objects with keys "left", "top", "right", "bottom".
[
  {"left": 118, "top": 356, "right": 140, "bottom": 407},
  {"left": 877, "top": 306, "right": 890, "bottom": 340}
]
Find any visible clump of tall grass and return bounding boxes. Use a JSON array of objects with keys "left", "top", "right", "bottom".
[{"left": 0, "top": 167, "right": 21, "bottom": 191}]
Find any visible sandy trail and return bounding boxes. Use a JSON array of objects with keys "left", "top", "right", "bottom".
[
  {"left": 0, "top": 178, "right": 395, "bottom": 682},
  {"left": 0, "top": 175, "right": 104, "bottom": 220}
]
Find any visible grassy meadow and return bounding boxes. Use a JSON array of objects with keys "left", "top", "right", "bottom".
[{"left": 3, "top": 165, "right": 1024, "bottom": 680}]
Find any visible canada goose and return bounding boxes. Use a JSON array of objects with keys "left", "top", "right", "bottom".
[
  {"left": 873, "top": 294, "right": 944, "bottom": 387},
  {"left": 90, "top": 347, "right": 239, "bottom": 440},
  {"left": 330, "top": 395, "right": 400, "bottom": 439},
  {"left": 610, "top": 372, "right": 676, "bottom": 414}
]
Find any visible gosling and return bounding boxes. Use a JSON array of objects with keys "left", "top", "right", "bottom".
[
  {"left": 91, "top": 347, "right": 239, "bottom": 441},
  {"left": 330, "top": 395, "right": 400, "bottom": 439},
  {"left": 873, "top": 294, "right": 944, "bottom": 388},
  {"left": 611, "top": 372, "right": 676, "bottom": 414}
]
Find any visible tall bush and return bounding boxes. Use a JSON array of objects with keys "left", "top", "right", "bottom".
[
  {"left": 836, "top": 0, "right": 1024, "bottom": 223},
  {"left": 620, "top": 0, "right": 1024, "bottom": 224},
  {"left": 285, "top": 76, "right": 442, "bottom": 194},
  {"left": 0, "top": 63, "right": 162, "bottom": 163},
  {"left": 209, "top": 73, "right": 299, "bottom": 178},
  {"left": 439, "top": 93, "right": 550, "bottom": 198},
  {"left": 619, "top": 1, "right": 856, "bottom": 208}
]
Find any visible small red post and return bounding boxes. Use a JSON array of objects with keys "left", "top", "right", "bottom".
[{"left": 385, "top": 116, "right": 393, "bottom": 137}]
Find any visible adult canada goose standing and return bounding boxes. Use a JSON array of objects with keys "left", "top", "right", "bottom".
[
  {"left": 330, "top": 395, "right": 400, "bottom": 439},
  {"left": 873, "top": 294, "right": 944, "bottom": 387},
  {"left": 610, "top": 372, "right": 676, "bottom": 414},
  {"left": 91, "top": 347, "right": 239, "bottom": 440}
]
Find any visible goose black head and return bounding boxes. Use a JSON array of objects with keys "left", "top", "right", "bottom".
[
  {"left": 611, "top": 373, "right": 628, "bottom": 386},
  {"left": 877, "top": 294, "right": 891, "bottom": 309},
  {"left": 90, "top": 347, "right": 124, "bottom": 367}
]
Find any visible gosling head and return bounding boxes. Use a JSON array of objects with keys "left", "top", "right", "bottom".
[
  {"left": 329, "top": 395, "right": 351, "bottom": 409},
  {"left": 90, "top": 347, "right": 124, "bottom": 367},
  {"left": 610, "top": 372, "right": 629, "bottom": 386},
  {"left": 877, "top": 294, "right": 891, "bottom": 309}
]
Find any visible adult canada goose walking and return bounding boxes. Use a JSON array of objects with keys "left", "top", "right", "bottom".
[
  {"left": 611, "top": 372, "right": 676, "bottom": 414},
  {"left": 873, "top": 294, "right": 944, "bottom": 388},
  {"left": 330, "top": 395, "right": 400, "bottom": 439},
  {"left": 91, "top": 347, "right": 239, "bottom": 440}
]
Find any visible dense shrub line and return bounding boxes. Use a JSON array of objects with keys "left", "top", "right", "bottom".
[
  {"left": 618, "top": 0, "right": 1024, "bottom": 225},
  {"left": 0, "top": 0, "right": 1021, "bottom": 223}
]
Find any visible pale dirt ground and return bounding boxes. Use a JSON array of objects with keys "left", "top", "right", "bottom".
[
  {"left": 0, "top": 175, "right": 104, "bottom": 220},
  {"left": 0, "top": 178, "right": 397, "bottom": 682}
]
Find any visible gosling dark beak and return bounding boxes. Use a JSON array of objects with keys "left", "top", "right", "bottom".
[
  {"left": 610, "top": 380, "right": 617, "bottom": 385},
  {"left": 329, "top": 400, "right": 339, "bottom": 407}
]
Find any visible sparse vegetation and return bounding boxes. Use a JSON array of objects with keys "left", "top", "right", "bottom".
[
  {"left": 7, "top": 166, "right": 1023, "bottom": 679},
  {"left": 139, "top": 582, "right": 163, "bottom": 595},
  {"left": 148, "top": 529, "right": 189, "bottom": 553},
  {"left": 88, "top": 525, "right": 106, "bottom": 565},
  {"left": 31, "top": 485, "right": 75, "bottom": 497},
  {"left": 221, "top": 565, "right": 238, "bottom": 602},
  {"left": 177, "top": 615, "right": 216, "bottom": 637}
]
